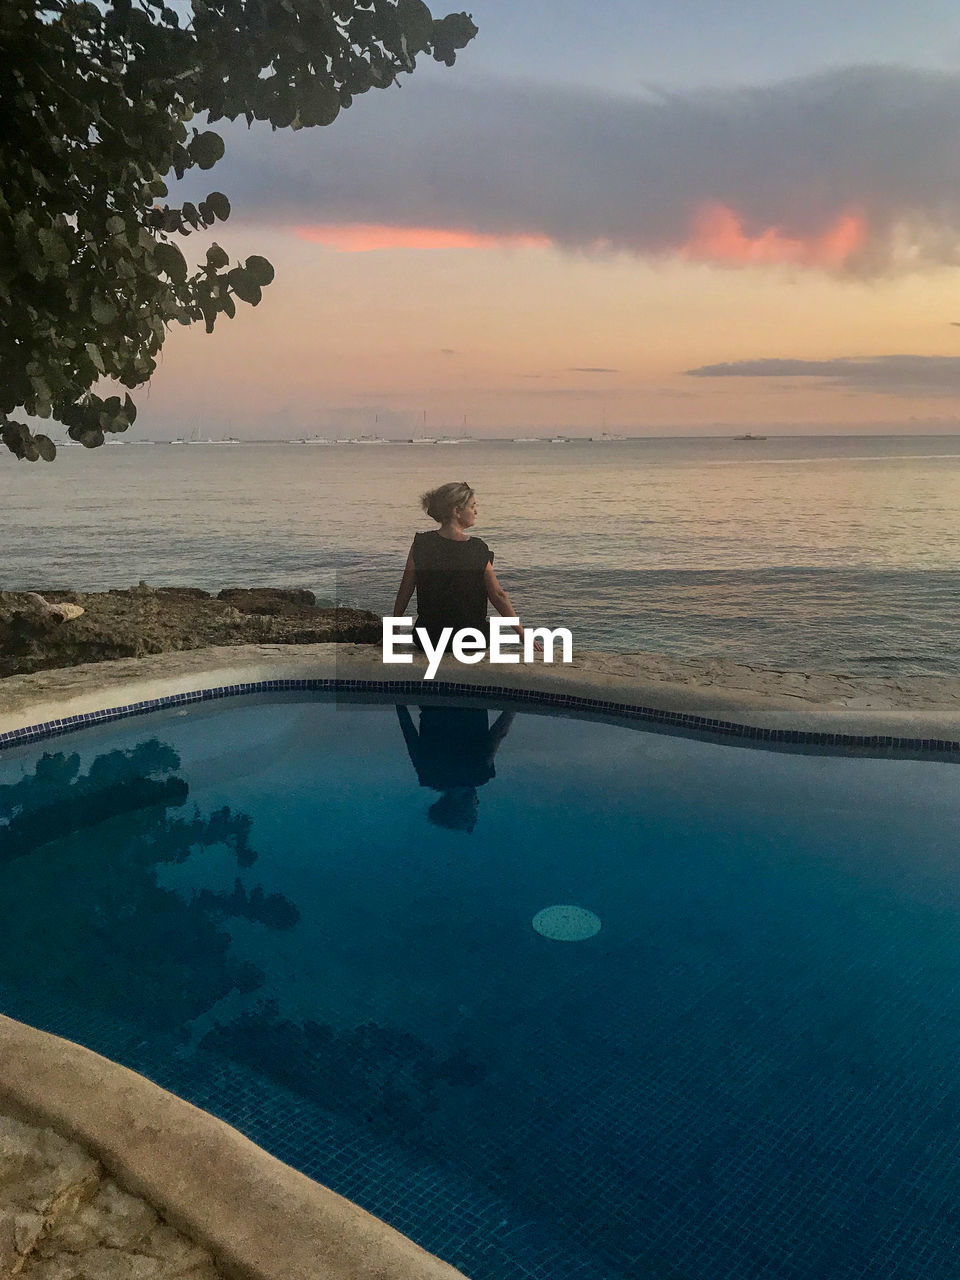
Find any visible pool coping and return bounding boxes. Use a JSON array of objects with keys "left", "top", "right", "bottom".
[
  {"left": 3, "top": 643, "right": 960, "bottom": 754},
  {"left": 0, "top": 1015, "right": 467, "bottom": 1280}
]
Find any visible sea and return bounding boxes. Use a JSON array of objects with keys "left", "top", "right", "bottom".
[{"left": 4, "top": 433, "right": 960, "bottom": 676}]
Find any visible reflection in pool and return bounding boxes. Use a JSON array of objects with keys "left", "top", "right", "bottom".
[{"left": 2, "top": 693, "right": 960, "bottom": 1280}]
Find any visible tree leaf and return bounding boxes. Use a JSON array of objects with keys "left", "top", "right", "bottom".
[
  {"left": 205, "top": 191, "right": 231, "bottom": 220},
  {"left": 300, "top": 80, "right": 341, "bottom": 127},
  {"left": 35, "top": 434, "right": 57, "bottom": 462},
  {"left": 244, "top": 255, "right": 274, "bottom": 286},
  {"left": 155, "top": 242, "right": 188, "bottom": 283},
  {"left": 189, "top": 131, "right": 226, "bottom": 170},
  {"left": 84, "top": 343, "right": 106, "bottom": 373},
  {"left": 227, "top": 268, "right": 262, "bottom": 305},
  {"left": 91, "top": 295, "right": 118, "bottom": 324},
  {"left": 397, "top": 0, "right": 434, "bottom": 51}
]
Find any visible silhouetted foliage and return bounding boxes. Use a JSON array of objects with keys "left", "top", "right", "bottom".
[
  {"left": 202, "top": 997, "right": 486, "bottom": 1135},
  {"left": 0, "top": 0, "right": 477, "bottom": 461},
  {"left": 0, "top": 739, "right": 299, "bottom": 1028}
]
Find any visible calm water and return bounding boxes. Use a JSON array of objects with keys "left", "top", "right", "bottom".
[
  {"left": 3, "top": 696, "right": 960, "bottom": 1279},
  {"left": 4, "top": 435, "right": 960, "bottom": 673}
]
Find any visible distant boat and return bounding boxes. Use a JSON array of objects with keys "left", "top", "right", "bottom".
[
  {"left": 179, "top": 426, "right": 238, "bottom": 444},
  {"left": 407, "top": 437, "right": 438, "bottom": 444},
  {"left": 513, "top": 436, "right": 544, "bottom": 443},
  {"left": 549, "top": 435, "right": 570, "bottom": 444},
  {"left": 592, "top": 432, "right": 625, "bottom": 442},
  {"left": 734, "top": 433, "right": 767, "bottom": 441},
  {"left": 338, "top": 435, "right": 389, "bottom": 445},
  {"left": 435, "top": 436, "right": 465, "bottom": 445},
  {"left": 289, "top": 436, "right": 334, "bottom": 445}
]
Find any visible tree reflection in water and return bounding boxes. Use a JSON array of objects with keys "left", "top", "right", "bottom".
[
  {"left": 0, "top": 740, "right": 298, "bottom": 1032},
  {"left": 202, "top": 997, "right": 487, "bottom": 1141},
  {"left": 0, "top": 734, "right": 486, "bottom": 1176}
]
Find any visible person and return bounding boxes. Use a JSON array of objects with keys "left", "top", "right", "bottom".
[
  {"left": 391, "top": 480, "right": 539, "bottom": 652},
  {"left": 396, "top": 704, "right": 515, "bottom": 832}
]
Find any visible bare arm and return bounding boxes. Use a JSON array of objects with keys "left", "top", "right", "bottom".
[
  {"left": 487, "top": 710, "right": 515, "bottom": 755},
  {"left": 395, "top": 704, "right": 421, "bottom": 766},
  {"left": 392, "top": 548, "right": 416, "bottom": 616},
  {"left": 483, "top": 563, "right": 543, "bottom": 651},
  {"left": 483, "top": 561, "right": 517, "bottom": 619}
]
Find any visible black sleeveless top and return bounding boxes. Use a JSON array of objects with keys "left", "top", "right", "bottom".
[
  {"left": 398, "top": 706, "right": 497, "bottom": 790},
  {"left": 411, "top": 530, "right": 493, "bottom": 643}
]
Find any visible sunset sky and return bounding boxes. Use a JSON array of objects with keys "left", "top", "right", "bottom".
[{"left": 145, "top": 0, "right": 960, "bottom": 437}]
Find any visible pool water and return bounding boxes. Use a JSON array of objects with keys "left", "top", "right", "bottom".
[{"left": 2, "top": 694, "right": 960, "bottom": 1280}]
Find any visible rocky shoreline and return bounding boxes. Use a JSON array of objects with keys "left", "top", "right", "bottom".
[
  {"left": 0, "top": 1112, "right": 224, "bottom": 1278},
  {"left": 0, "top": 586, "right": 380, "bottom": 678}
]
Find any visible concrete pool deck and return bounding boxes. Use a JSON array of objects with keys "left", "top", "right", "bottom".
[
  {"left": 3, "top": 641, "right": 960, "bottom": 743},
  {"left": 3, "top": 641, "right": 960, "bottom": 1278},
  {"left": 0, "top": 1017, "right": 467, "bottom": 1280}
]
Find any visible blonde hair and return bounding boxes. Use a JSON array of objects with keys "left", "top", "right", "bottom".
[{"left": 420, "top": 481, "right": 474, "bottom": 524}]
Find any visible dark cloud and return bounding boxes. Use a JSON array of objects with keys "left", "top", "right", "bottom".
[
  {"left": 568, "top": 366, "right": 619, "bottom": 373},
  {"left": 686, "top": 355, "right": 960, "bottom": 395},
  {"left": 199, "top": 65, "right": 960, "bottom": 274}
]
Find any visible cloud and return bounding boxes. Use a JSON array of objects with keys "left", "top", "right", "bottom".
[
  {"left": 685, "top": 355, "right": 960, "bottom": 395},
  {"left": 294, "top": 224, "right": 549, "bottom": 251},
  {"left": 481, "top": 386, "right": 639, "bottom": 399},
  {"left": 203, "top": 65, "right": 960, "bottom": 274},
  {"left": 568, "top": 366, "right": 619, "bottom": 373}
]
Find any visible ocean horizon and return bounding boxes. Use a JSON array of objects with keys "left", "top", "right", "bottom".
[{"left": 5, "top": 432, "right": 960, "bottom": 677}]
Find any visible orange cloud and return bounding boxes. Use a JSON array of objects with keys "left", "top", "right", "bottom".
[
  {"left": 295, "top": 223, "right": 551, "bottom": 251},
  {"left": 680, "top": 203, "right": 866, "bottom": 267},
  {"left": 294, "top": 209, "right": 868, "bottom": 269}
]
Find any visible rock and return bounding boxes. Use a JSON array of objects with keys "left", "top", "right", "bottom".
[
  {"left": 14, "top": 1209, "right": 43, "bottom": 1255},
  {"left": 217, "top": 586, "right": 316, "bottom": 614},
  {"left": 21, "top": 593, "right": 85, "bottom": 623},
  {"left": 0, "top": 1115, "right": 225, "bottom": 1278},
  {"left": 0, "top": 586, "right": 378, "bottom": 677},
  {"left": 0, "top": 1212, "right": 17, "bottom": 1275},
  {"left": 154, "top": 587, "right": 211, "bottom": 600},
  {"left": 0, "top": 1113, "right": 99, "bottom": 1210}
]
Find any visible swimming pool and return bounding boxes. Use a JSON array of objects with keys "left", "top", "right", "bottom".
[{"left": 2, "top": 692, "right": 960, "bottom": 1280}]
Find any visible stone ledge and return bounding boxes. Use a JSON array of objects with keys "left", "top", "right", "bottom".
[
  {"left": 0, "top": 1015, "right": 467, "bottom": 1280},
  {"left": 0, "top": 1110, "right": 224, "bottom": 1278},
  {"left": 3, "top": 643, "right": 960, "bottom": 742}
]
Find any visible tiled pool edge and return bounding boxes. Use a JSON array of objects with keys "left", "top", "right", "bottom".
[
  {"left": 3, "top": 674, "right": 960, "bottom": 757},
  {"left": 0, "top": 1013, "right": 468, "bottom": 1280}
]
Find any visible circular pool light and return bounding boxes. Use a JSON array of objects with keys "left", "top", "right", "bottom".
[{"left": 532, "top": 905, "right": 602, "bottom": 941}]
